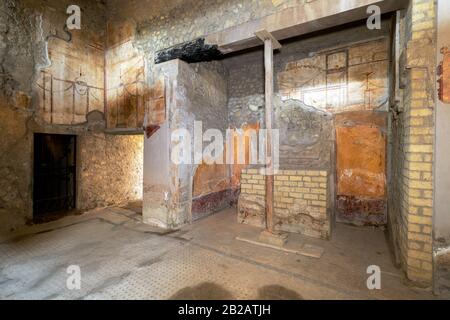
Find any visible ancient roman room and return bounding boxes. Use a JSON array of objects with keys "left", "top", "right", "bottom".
[{"left": 0, "top": 0, "right": 449, "bottom": 302}]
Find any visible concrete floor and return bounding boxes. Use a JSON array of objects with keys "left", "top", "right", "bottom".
[{"left": 0, "top": 206, "right": 442, "bottom": 300}]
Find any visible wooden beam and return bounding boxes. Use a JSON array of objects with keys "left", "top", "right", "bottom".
[
  {"left": 255, "top": 30, "right": 282, "bottom": 50},
  {"left": 257, "top": 30, "right": 280, "bottom": 233},
  {"left": 206, "top": 0, "right": 409, "bottom": 54}
]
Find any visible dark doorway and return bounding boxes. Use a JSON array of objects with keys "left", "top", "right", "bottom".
[{"left": 33, "top": 133, "right": 77, "bottom": 219}]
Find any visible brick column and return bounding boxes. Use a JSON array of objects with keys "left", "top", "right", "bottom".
[{"left": 403, "top": 0, "right": 437, "bottom": 285}]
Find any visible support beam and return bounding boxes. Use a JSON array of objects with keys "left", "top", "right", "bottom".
[
  {"left": 206, "top": 0, "right": 409, "bottom": 54},
  {"left": 255, "top": 30, "right": 282, "bottom": 51},
  {"left": 256, "top": 30, "right": 280, "bottom": 237}
]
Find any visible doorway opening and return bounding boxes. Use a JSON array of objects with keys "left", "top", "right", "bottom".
[{"left": 33, "top": 133, "right": 77, "bottom": 222}]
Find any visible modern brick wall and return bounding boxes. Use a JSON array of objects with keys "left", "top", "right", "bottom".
[
  {"left": 238, "top": 169, "right": 330, "bottom": 239},
  {"left": 390, "top": 0, "right": 436, "bottom": 286}
]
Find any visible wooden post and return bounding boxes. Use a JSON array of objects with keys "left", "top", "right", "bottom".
[
  {"left": 264, "top": 37, "right": 275, "bottom": 233},
  {"left": 256, "top": 30, "right": 281, "bottom": 235}
]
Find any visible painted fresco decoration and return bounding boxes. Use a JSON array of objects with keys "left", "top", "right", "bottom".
[
  {"left": 37, "top": 36, "right": 105, "bottom": 125},
  {"left": 278, "top": 38, "right": 389, "bottom": 113},
  {"left": 106, "top": 21, "right": 148, "bottom": 129},
  {"left": 143, "top": 76, "right": 166, "bottom": 139},
  {"left": 274, "top": 99, "right": 333, "bottom": 168},
  {"left": 277, "top": 38, "right": 389, "bottom": 226},
  {"left": 438, "top": 47, "right": 450, "bottom": 104},
  {"left": 107, "top": 55, "right": 147, "bottom": 129}
]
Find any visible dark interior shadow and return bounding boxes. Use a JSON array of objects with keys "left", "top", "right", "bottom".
[
  {"left": 170, "top": 282, "right": 234, "bottom": 300},
  {"left": 257, "top": 285, "right": 303, "bottom": 300}
]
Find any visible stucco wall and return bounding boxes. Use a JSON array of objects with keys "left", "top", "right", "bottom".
[
  {"left": 434, "top": 0, "right": 450, "bottom": 295},
  {"left": 0, "top": 0, "right": 144, "bottom": 233},
  {"left": 143, "top": 60, "right": 229, "bottom": 228},
  {"left": 435, "top": 0, "right": 450, "bottom": 247}
]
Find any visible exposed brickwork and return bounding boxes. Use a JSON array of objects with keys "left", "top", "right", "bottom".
[
  {"left": 238, "top": 169, "right": 330, "bottom": 239},
  {"left": 390, "top": 0, "right": 436, "bottom": 286}
]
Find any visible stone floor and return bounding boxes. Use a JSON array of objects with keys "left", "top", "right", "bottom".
[{"left": 0, "top": 206, "right": 444, "bottom": 300}]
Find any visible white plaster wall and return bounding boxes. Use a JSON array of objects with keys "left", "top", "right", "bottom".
[{"left": 435, "top": 0, "right": 450, "bottom": 242}]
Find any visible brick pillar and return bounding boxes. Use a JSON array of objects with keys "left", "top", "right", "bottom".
[{"left": 403, "top": 0, "right": 437, "bottom": 285}]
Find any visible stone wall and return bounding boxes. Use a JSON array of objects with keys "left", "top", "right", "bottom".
[
  {"left": 224, "top": 22, "right": 392, "bottom": 128},
  {"left": 78, "top": 133, "right": 143, "bottom": 210},
  {"left": 0, "top": 0, "right": 103, "bottom": 232},
  {"left": 104, "top": 0, "right": 315, "bottom": 130},
  {"left": 0, "top": 0, "right": 144, "bottom": 233},
  {"left": 389, "top": 0, "right": 437, "bottom": 286},
  {"left": 108, "top": 0, "right": 311, "bottom": 60},
  {"left": 238, "top": 169, "right": 330, "bottom": 239},
  {"left": 0, "top": 105, "right": 33, "bottom": 232},
  {"left": 0, "top": 0, "right": 59, "bottom": 230},
  {"left": 224, "top": 22, "right": 391, "bottom": 227},
  {"left": 143, "top": 59, "right": 230, "bottom": 228}
]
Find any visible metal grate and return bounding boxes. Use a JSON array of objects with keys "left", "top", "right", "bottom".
[{"left": 33, "top": 133, "right": 76, "bottom": 217}]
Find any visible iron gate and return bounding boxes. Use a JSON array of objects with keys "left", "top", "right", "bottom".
[{"left": 33, "top": 133, "right": 77, "bottom": 216}]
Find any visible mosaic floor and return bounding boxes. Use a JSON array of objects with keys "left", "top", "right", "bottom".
[{"left": 0, "top": 207, "right": 441, "bottom": 300}]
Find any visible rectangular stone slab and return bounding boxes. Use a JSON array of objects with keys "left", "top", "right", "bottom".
[{"left": 236, "top": 236, "right": 324, "bottom": 259}]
